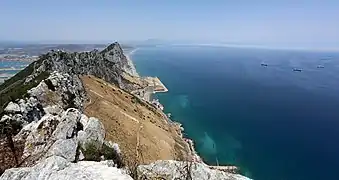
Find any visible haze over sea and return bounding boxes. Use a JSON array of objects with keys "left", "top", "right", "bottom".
[{"left": 132, "top": 45, "right": 339, "bottom": 180}]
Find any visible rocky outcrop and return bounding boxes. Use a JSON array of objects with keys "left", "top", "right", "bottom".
[
  {"left": 25, "top": 42, "right": 140, "bottom": 92},
  {"left": 1, "top": 71, "right": 86, "bottom": 129},
  {"left": 0, "top": 156, "right": 132, "bottom": 180},
  {"left": 138, "top": 160, "right": 251, "bottom": 180},
  {"left": 0, "top": 72, "right": 123, "bottom": 175}
]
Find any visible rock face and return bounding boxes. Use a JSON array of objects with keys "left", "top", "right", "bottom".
[
  {"left": 0, "top": 156, "right": 132, "bottom": 180},
  {"left": 26, "top": 42, "right": 139, "bottom": 92},
  {"left": 0, "top": 72, "right": 123, "bottom": 175},
  {"left": 138, "top": 160, "right": 251, "bottom": 180}
]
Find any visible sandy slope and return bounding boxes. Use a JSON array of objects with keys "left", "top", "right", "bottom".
[{"left": 81, "top": 75, "right": 190, "bottom": 165}]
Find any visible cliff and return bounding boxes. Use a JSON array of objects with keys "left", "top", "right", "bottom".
[
  {"left": 0, "top": 43, "right": 250, "bottom": 180},
  {"left": 0, "top": 42, "right": 141, "bottom": 114}
]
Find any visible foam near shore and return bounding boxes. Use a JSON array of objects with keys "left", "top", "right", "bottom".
[{"left": 125, "top": 48, "right": 140, "bottom": 77}]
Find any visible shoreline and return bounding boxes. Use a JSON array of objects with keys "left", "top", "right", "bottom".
[
  {"left": 127, "top": 48, "right": 240, "bottom": 174},
  {"left": 125, "top": 48, "right": 140, "bottom": 77},
  {"left": 126, "top": 48, "right": 201, "bottom": 159}
]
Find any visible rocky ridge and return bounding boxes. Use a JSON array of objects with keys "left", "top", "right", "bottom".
[
  {"left": 0, "top": 43, "right": 251, "bottom": 180},
  {"left": 26, "top": 42, "right": 140, "bottom": 91}
]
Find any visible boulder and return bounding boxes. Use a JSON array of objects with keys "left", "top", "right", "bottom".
[
  {"left": 43, "top": 105, "right": 63, "bottom": 115},
  {"left": 137, "top": 160, "right": 251, "bottom": 180},
  {"left": 0, "top": 156, "right": 133, "bottom": 180},
  {"left": 21, "top": 114, "right": 60, "bottom": 162},
  {"left": 47, "top": 139, "right": 77, "bottom": 162},
  {"left": 0, "top": 115, "right": 11, "bottom": 123},
  {"left": 79, "top": 114, "right": 88, "bottom": 127},
  {"left": 79, "top": 117, "right": 105, "bottom": 150},
  {"left": 27, "top": 81, "right": 48, "bottom": 98},
  {"left": 4, "top": 102, "right": 21, "bottom": 114},
  {"left": 52, "top": 108, "right": 81, "bottom": 140}
]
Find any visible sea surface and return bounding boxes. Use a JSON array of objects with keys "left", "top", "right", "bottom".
[
  {"left": 131, "top": 46, "right": 339, "bottom": 180},
  {"left": 0, "top": 61, "right": 29, "bottom": 82}
]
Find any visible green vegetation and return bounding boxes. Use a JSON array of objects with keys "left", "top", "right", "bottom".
[
  {"left": 102, "top": 143, "right": 124, "bottom": 167},
  {"left": 82, "top": 141, "right": 101, "bottom": 161},
  {"left": 81, "top": 140, "right": 124, "bottom": 167},
  {"left": 0, "top": 58, "right": 49, "bottom": 114}
]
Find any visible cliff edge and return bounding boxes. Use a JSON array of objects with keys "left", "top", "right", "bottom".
[{"left": 0, "top": 43, "right": 250, "bottom": 180}]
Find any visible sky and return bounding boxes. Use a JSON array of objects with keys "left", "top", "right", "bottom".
[{"left": 0, "top": 0, "right": 339, "bottom": 49}]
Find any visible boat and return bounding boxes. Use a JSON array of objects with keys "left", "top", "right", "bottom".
[
  {"left": 317, "top": 65, "right": 324, "bottom": 68},
  {"left": 293, "top": 68, "right": 302, "bottom": 72},
  {"left": 261, "top": 63, "right": 268, "bottom": 66}
]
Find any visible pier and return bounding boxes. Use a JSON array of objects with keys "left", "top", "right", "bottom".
[{"left": 143, "top": 76, "right": 168, "bottom": 93}]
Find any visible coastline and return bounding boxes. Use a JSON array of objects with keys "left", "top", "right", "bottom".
[
  {"left": 125, "top": 48, "right": 140, "bottom": 77},
  {"left": 126, "top": 48, "right": 239, "bottom": 173},
  {"left": 126, "top": 48, "right": 202, "bottom": 161},
  {"left": 126, "top": 48, "right": 209, "bottom": 166}
]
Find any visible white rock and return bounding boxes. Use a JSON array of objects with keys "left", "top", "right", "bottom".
[
  {"left": 0, "top": 156, "right": 133, "bottom": 180},
  {"left": 0, "top": 115, "right": 11, "bottom": 123},
  {"left": 21, "top": 114, "right": 60, "bottom": 161},
  {"left": 4, "top": 102, "right": 21, "bottom": 113},
  {"left": 80, "top": 117, "right": 105, "bottom": 150},
  {"left": 53, "top": 108, "right": 80, "bottom": 139},
  {"left": 44, "top": 105, "right": 63, "bottom": 115},
  {"left": 78, "top": 150, "right": 85, "bottom": 161},
  {"left": 47, "top": 139, "right": 77, "bottom": 162},
  {"left": 104, "top": 141, "right": 121, "bottom": 155},
  {"left": 138, "top": 160, "right": 251, "bottom": 180},
  {"left": 27, "top": 81, "right": 48, "bottom": 98},
  {"left": 79, "top": 114, "right": 88, "bottom": 127}
]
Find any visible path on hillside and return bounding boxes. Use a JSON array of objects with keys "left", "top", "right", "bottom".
[{"left": 87, "top": 88, "right": 143, "bottom": 160}]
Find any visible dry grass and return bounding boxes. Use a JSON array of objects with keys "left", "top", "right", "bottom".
[{"left": 81, "top": 75, "right": 190, "bottom": 165}]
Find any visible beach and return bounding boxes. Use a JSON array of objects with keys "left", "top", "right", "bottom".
[{"left": 125, "top": 48, "right": 140, "bottom": 77}]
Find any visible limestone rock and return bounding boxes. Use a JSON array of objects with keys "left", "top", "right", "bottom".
[
  {"left": 79, "top": 117, "right": 105, "bottom": 150},
  {"left": 47, "top": 139, "right": 77, "bottom": 162},
  {"left": 79, "top": 114, "right": 88, "bottom": 127},
  {"left": 21, "top": 114, "right": 60, "bottom": 163},
  {"left": 43, "top": 105, "right": 63, "bottom": 115},
  {"left": 27, "top": 81, "right": 48, "bottom": 98},
  {"left": 0, "top": 156, "right": 133, "bottom": 180},
  {"left": 24, "top": 42, "right": 139, "bottom": 92},
  {"left": 18, "top": 97, "right": 45, "bottom": 123},
  {"left": 52, "top": 108, "right": 80, "bottom": 140},
  {"left": 0, "top": 115, "right": 11, "bottom": 123},
  {"left": 138, "top": 160, "right": 251, "bottom": 180},
  {"left": 4, "top": 102, "right": 21, "bottom": 114}
]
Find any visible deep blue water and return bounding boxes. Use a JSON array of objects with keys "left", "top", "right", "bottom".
[{"left": 132, "top": 46, "right": 339, "bottom": 180}]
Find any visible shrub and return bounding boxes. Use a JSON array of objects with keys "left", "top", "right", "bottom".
[{"left": 82, "top": 141, "right": 101, "bottom": 161}]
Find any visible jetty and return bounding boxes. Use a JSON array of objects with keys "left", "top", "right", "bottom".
[
  {"left": 131, "top": 76, "right": 168, "bottom": 102},
  {"left": 143, "top": 76, "right": 168, "bottom": 93}
]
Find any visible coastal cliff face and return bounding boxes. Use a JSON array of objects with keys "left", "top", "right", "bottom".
[{"left": 0, "top": 43, "right": 250, "bottom": 180}]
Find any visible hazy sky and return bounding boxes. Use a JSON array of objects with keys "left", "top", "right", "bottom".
[{"left": 1, "top": 0, "right": 339, "bottom": 48}]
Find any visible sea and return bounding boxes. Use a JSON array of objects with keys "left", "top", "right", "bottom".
[
  {"left": 0, "top": 61, "right": 29, "bottom": 83},
  {"left": 131, "top": 45, "right": 339, "bottom": 180}
]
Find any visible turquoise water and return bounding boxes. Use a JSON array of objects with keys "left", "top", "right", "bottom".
[
  {"left": 132, "top": 46, "right": 339, "bottom": 180},
  {"left": 0, "top": 61, "right": 29, "bottom": 79}
]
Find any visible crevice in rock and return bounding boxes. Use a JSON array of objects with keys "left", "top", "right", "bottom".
[{"left": 44, "top": 79, "right": 56, "bottom": 91}]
